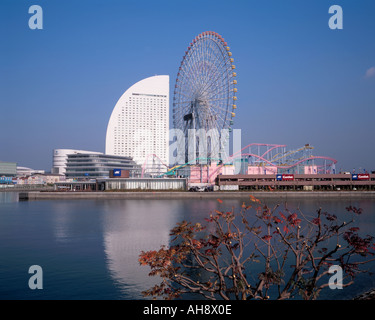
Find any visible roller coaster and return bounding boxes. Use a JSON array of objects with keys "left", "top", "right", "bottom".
[{"left": 141, "top": 143, "right": 338, "bottom": 181}]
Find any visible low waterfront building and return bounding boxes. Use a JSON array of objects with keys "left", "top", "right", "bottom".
[
  {"left": 52, "top": 149, "right": 103, "bottom": 175},
  {"left": 0, "top": 161, "right": 17, "bottom": 177},
  {"left": 16, "top": 173, "right": 65, "bottom": 185},
  {"left": 217, "top": 173, "right": 375, "bottom": 191},
  {"left": 0, "top": 176, "right": 14, "bottom": 185},
  {"left": 54, "top": 177, "right": 187, "bottom": 191},
  {"left": 17, "top": 166, "right": 45, "bottom": 177},
  {"left": 65, "top": 153, "right": 142, "bottom": 179},
  {"left": 98, "top": 178, "right": 187, "bottom": 191}
]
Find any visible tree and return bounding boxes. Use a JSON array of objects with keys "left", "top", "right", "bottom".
[{"left": 139, "top": 196, "right": 375, "bottom": 300}]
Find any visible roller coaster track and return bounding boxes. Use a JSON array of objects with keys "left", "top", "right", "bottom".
[
  {"left": 270, "top": 145, "right": 314, "bottom": 164},
  {"left": 155, "top": 143, "right": 286, "bottom": 178},
  {"left": 142, "top": 143, "right": 337, "bottom": 180},
  {"left": 141, "top": 154, "right": 169, "bottom": 178},
  {"left": 207, "top": 143, "right": 337, "bottom": 181}
]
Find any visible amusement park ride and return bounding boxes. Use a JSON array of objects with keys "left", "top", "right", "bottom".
[{"left": 141, "top": 31, "right": 337, "bottom": 184}]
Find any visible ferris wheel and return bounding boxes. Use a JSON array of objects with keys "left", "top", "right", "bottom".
[{"left": 172, "top": 31, "right": 237, "bottom": 164}]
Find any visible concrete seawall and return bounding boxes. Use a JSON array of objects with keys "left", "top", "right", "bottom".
[{"left": 20, "top": 191, "right": 375, "bottom": 201}]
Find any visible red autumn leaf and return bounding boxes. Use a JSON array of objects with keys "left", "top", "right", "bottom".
[
  {"left": 249, "top": 195, "right": 261, "bottom": 203},
  {"left": 262, "top": 235, "right": 272, "bottom": 241},
  {"left": 273, "top": 217, "right": 281, "bottom": 224},
  {"left": 279, "top": 212, "right": 287, "bottom": 221},
  {"left": 192, "top": 239, "right": 203, "bottom": 249},
  {"left": 312, "top": 218, "right": 320, "bottom": 225},
  {"left": 217, "top": 198, "right": 223, "bottom": 204},
  {"left": 287, "top": 213, "right": 298, "bottom": 222},
  {"left": 325, "top": 213, "right": 337, "bottom": 221},
  {"left": 349, "top": 227, "right": 360, "bottom": 232}
]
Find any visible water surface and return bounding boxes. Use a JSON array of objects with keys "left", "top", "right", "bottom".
[{"left": 1, "top": 192, "right": 374, "bottom": 300}]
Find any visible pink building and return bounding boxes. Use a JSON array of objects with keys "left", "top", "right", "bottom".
[
  {"left": 189, "top": 163, "right": 236, "bottom": 184},
  {"left": 304, "top": 165, "right": 318, "bottom": 174},
  {"left": 247, "top": 166, "right": 277, "bottom": 175}
]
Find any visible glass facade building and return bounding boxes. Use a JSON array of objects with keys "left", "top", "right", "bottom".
[
  {"left": 52, "top": 149, "right": 103, "bottom": 175},
  {"left": 0, "top": 162, "right": 17, "bottom": 177},
  {"left": 65, "top": 154, "right": 141, "bottom": 179}
]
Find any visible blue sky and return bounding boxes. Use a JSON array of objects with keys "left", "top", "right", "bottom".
[{"left": 0, "top": 0, "right": 374, "bottom": 172}]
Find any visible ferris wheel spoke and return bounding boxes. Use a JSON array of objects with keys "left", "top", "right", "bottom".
[
  {"left": 179, "top": 64, "right": 198, "bottom": 95},
  {"left": 185, "top": 45, "right": 205, "bottom": 90},
  {"left": 180, "top": 58, "right": 202, "bottom": 93},
  {"left": 205, "top": 101, "right": 230, "bottom": 122},
  {"left": 174, "top": 99, "right": 195, "bottom": 105},
  {"left": 205, "top": 106, "right": 228, "bottom": 131},
  {"left": 202, "top": 62, "right": 233, "bottom": 94},
  {"left": 175, "top": 87, "right": 193, "bottom": 100},
  {"left": 178, "top": 69, "right": 199, "bottom": 92},
  {"left": 206, "top": 41, "right": 227, "bottom": 80},
  {"left": 204, "top": 85, "right": 232, "bottom": 102},
  {"left": 173, "top": 104, "right": 191, "bottom": 113},
  {"left": 201, "top": 46, "right": 217, "bottom": 93},
  {"left": 205, "top": 99, "right": 231, "bottom": 109},
  {"left": 205, "top": 78, "right": 232, "bottom": 95},
  {"left": 205, "top": 79, "right": 233, "bottom": 96},
  {"left": 173, "top": 106, "right": 191, "bottom": 118},
  {"left": 203, "top": 39, "right": 216, "bottom": 89},
  {"left": 198, "top": 39, "right": 214, "bottom": 89},
  {"left": 209, "top": 105, "right": 228, "bottom": 119},
  {"left": 204, "top": 98, "right": 229, "bottom": 118},
  {"left": 202, "top": 42, "right": 231, "bottom": 84}
]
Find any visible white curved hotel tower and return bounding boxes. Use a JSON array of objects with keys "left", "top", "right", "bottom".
[{"left": 105, "top": 75, "right": 169, "bottom": 168}]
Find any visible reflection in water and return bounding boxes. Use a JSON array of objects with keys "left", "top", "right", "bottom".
[
  {"left": 0, "top": 192, "right": 18, "bottom": 203},
  {"left": 51, "top": 202, "right": 74, "bottom": 243},
  {"left": 102, "top": 200, "right": 182, "bottom": 298}
]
